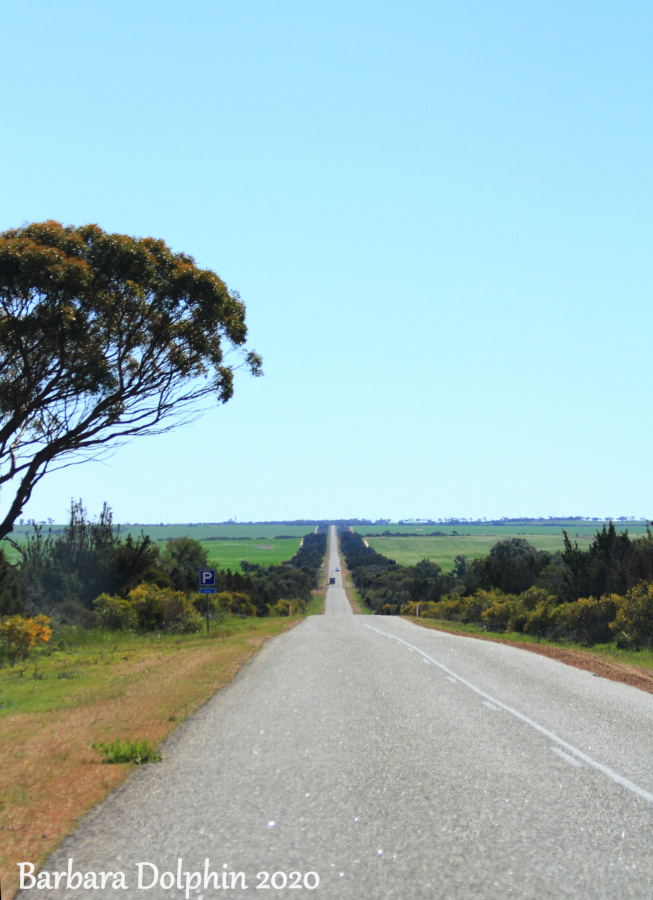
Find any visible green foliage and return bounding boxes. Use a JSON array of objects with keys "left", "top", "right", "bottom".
[
  {"left": 339, "top": 531, "right": 455, "bottom": 614},
  {"left": 236, "top": 533, "right": 326, "bottom": 616},
  {"left": 92, "top": 739, "right": 161, "bottom": 765},
  {"left": 461, "top": 539, "right": 552, "bottom": 596},
  {"left": 216, "top": 592, "right": 256, "bottom": 617},
  {"left": 0, "top": 548, "right": 24, "bottom": 615},
  {"left": 550, "top": 595, "right": 618, "bottom": 644},
  {"left": 18, "top": 501, "right": 159, "bottom": 614},
  {"left": 0, "top": 220, "right": 261, "bottom": 540},
  {"left": 268, "top": 598, "right": 306, "bottom": 616},
  {"left": 93, "top": 595, "right": 139, "bottom": 631},
  {"left": 128, "top": 584, "right": 203, "bottom": 634},
  {"left": 94, "top": 585, "right": 203, "bottom": 633},
  {"left": 160, "top": 536, "right": 209, "bottom": 592},
  {"left": 190, "top": 590, "right": 256, "bottom": 618},
  {"left": 561, "top": 523, "right": 653, "bottom": 601},
  {"left": 610, "top": 582, "right": 653, "bottom": 648}
]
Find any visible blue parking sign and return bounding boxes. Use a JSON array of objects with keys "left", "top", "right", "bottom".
[{"left": 199, "top": 569, "right": 216, "bottom": 587}]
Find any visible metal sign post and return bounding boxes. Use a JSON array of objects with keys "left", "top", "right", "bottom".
[{"left": 199, "top": 569, "right": 216, "bottom": 634}]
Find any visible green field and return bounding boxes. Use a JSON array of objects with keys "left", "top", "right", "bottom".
[
  {"left": 201, "top": 538, "right": 302, "bottom": 572},
  {"left": 354, "top": 521, "right": 649, "bottom": 538},
  {"left": 2, "top": 524, "right": 312, "bottom": 572},
  {"left": 362, "top": 521, "right": 650, "bottom": 571},
  {"left": 7, "top": 523, "right": 316, "bottom": 541}
]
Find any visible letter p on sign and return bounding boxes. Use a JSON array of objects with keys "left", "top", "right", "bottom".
[{"left": 199, "top": 569, "right": 216, "bottom": 587}]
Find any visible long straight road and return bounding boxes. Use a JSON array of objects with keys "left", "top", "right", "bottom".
[{"left": 23, "top": 526, "right": 653, "bottom": 898}]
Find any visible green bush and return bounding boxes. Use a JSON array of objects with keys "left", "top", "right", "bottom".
[
  {"left": 161, "top": 594, "right": 204, "bottom": 634},
  {"left": 423, "top": 596, "right": 465, "bottom": 620},
  {"left": 268, "top": 598, "right": 306, "bottom": 616},
  {"left": 94, "top": 585, "right": 203, "bottom": 633},
  {"left": 481, "top": 595, "right": 517, "bottom": 631},
  {"left": 191, "top": 591, "right": 256, "bottom": 618},
  {"left": 550, "top": 595, "right": 618, "bottom": 644},
  {"left": 523, "top": 600, "right": 557, "bottom": 637},
  {"left": 92, "top": 739, "right": 161, "bottom": 764},
  {"left": 610, "top": 582, "right": 653, "bottom": 648},
  {"left": 93, "top": 594, "right": 138, "bottom": 631}
]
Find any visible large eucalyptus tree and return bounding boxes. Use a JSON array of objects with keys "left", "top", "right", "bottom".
[{"left": 0, "top": 220, "right": 262, "bottom": 538}]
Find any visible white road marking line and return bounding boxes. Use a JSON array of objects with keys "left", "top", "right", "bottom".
[
  {"left": 365, "top": 624, "right": 653, "bottom": 806},
  {"left": 446, "top": 676, "right": 458, "bottom": 684},
  {"left": 483, "top": 701, "right": 500, "bottom": 711},
  {"left": 552, "top": 747, "right": 584, "bottom": 768}
]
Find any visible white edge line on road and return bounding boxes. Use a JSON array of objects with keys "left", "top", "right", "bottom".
[
  {"left": 364, "top": 624, "right": 653, "bottom": 806},
  {"left": 552, "top": 747, "right": 584, "bottom": 768}
]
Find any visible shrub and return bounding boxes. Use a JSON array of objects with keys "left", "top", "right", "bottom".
[
  {"left": 92, "top": 739, "right": 161, "bottom": 764},
  {"left": 127, "top": 584, "right": 167, "bottom": 630},
  {"left": 94, "top": 594, "right": 138, "bottom": 631},
  {"left": 159, "top": 537, "right": 209, "bottom": 592},
  {"left": 0, "top": 614, "right": 51, "bottom": 666},
  {"left": 94, "top": 585, "right": 203, "bottom": 633},
  {"left": 413, "top": 601, "right": 440, "bottom": 618},
  {"left": 160, "top": 594, "right": 204, "bottom": 634},
  {"left": 216, "top": 591, "right": 256, "bottom": 617},
  {"left": 550, "top": 595, "right": 618, "bottom": 644},
  {"left": 481, "top": 596, "right": 517, "bottom": 632},
  {"left": 422, "top": 596, "right": 462, "bottom": 620},
  {"left": 191, "top": 591, "right": 256, "bottom": 618},
  {"left": 523, "top": 600, "right": 557, "bottom": 637},
  {"left": 610, "top": 582, "right": 653, "bottom": 648},
  {"left": 268, "top": 598, "right": 306, "bottom": 616}
]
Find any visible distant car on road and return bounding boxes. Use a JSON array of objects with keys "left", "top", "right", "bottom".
[
  {"left": 336, "top": 567, "right": 340, "bottom": 571},
  {"left": 329, "top": 577, "right": 336, "bottom": 584}
]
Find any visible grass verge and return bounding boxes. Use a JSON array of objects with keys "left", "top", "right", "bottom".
[
  {"left": 305, "top": 591, "right": 325, "bottom": 615},
  {"left": 403, "top": 616, "right": 653, "bottom": 693},
  {"left": 0, "top": 617, "right": 299, "bottom": 899}
]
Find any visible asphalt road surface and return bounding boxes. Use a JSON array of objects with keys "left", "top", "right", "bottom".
[{"left": 22, "top": 527, "right": 653, "bottom": 899}]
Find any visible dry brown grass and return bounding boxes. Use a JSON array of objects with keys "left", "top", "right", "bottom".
[{"left": 0, "top": 619, "right": 297, "bottom": 899}]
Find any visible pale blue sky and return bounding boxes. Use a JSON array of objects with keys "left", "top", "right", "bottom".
[{"left": 1, "top": 1, "right": 652, "bottom": 523}]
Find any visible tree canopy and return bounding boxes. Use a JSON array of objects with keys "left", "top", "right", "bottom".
[{"left": 0, "top": 221, "right": 262, "bottom": 538}]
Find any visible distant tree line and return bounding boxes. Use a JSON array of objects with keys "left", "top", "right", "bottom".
[{"left": 339, "top": 524, "right": 653, "bottom": 648}]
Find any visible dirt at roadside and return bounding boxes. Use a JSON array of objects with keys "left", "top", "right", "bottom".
[{"left": 406, "top": 618, "right": 653, "bottom": 695}]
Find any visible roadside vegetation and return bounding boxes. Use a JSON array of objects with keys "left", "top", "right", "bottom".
[
  {"left": 0, "top": 617, "right": 298, "bottom": 900},
  {"left": 0, "top": 504, "right": 326, "bottom": 628},
  {"left": 339, "top": 524, "right": 653, "bottom": 650},
  {"left": 0, "top": 510, "right": 327, "bottom": 897}
]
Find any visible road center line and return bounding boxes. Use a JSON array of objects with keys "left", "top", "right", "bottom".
[{"left": 364, "top": 623, "right": 653, "bottom": 806}]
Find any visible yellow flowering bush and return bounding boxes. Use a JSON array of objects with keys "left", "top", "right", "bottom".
[
  {"left": 0, "top": 614, "right": 51, "bottom": 666},
  {"left": 268, "top": 598, "right": 306, "bottom": 616},
  {"left": 610, "top": 582, "right": 653, "bottom": 648}
]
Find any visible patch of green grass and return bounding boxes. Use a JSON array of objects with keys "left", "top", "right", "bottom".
[
  {"left": 201, "top": 538, "right": 301, "bottom": 573},
  {"left": 92, "top": 739, "right": 161, "bottom": 765},
  {"left": 355, "top": 521, "right": 650, "bottom": 537},
  {"left": 366, "top": 533, "right": 582, "bottom": 570},
  {"left": 305, "top": 593, "right": 325, "bottom": 615},
  {"left": 349, "top": 584, "right": 372, "bottom": 614},
  {"left": 359, "top": 522, "right": 650, "bottom": 571},
  {"left": 0, "top": 618, "right": 285, "bottom": 721},
  {"left": 3, "top": 526, "right": 312, "bottom": 566}
]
